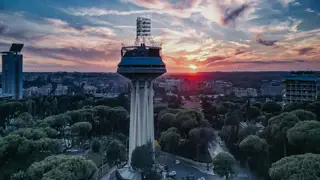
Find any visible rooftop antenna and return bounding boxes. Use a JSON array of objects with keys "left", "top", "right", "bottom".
[{"left": 135, "top": 17, "right": 155, "bottom": 46}]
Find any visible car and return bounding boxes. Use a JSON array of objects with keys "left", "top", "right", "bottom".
[
  {"left": 175, "top": 160, "right": 180, "bottom": 164},
  {"left": 169, "top": 171, "right": 176, "bottom": 176},
  {"left": 186, "top": 174, "right": 195, "bottom": 180}
]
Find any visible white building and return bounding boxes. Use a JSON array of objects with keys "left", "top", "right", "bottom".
[
  {"left": 54, "top": 84, "right": 68, "bottom": 96},
  {"left": 38, "top": 83, "right": 52, "bottom": 96},
  {"left": 83, "top": 84, "right": 97, "bottom": 95},
  {"left": 233, "top": 87, "right": 258, "bottom": 97}
]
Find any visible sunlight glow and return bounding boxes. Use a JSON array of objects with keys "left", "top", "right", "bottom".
[{"left": 188, "top": 64, "right": 198, "bottom": 70}]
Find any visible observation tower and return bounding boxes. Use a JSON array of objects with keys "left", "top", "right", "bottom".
[{"left": 117, "top": 17, "right": 166, "bottom": 162}]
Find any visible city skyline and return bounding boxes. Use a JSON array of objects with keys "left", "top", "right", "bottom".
[{"left": 0, "top": 0, "right": 320, "bottom": 72}]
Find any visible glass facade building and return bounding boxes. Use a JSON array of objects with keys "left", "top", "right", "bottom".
[
  {"left": 1, "top": 52, "right": 23, "bottom": 99},
  {"left": 283, "top": 71, "right": 318, "bottom": 104}
]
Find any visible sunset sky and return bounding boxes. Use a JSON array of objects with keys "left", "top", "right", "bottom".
[{"left": 0, "top": 0, "right": 319, "bottom": 72}]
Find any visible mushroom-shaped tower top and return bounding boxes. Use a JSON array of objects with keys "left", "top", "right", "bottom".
[
  {"left": 117, "top": 44, "right": 166, "bottom": 80},
  {"left": 117, "top": 17, "right": 166, "bottom": 80}
]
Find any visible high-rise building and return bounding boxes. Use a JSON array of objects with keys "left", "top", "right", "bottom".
[
  {"left": 283, "top": 71, "right": 318, "bottom": 104},
  {"left": 1, "top": 43, "right": 24, "bottom": 99}
]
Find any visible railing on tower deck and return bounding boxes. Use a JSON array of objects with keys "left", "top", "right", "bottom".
[{"left": 121, "top": 41, "right": 162, "bottom": 48}]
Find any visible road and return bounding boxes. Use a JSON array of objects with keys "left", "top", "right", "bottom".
[
  {"left": 157, "top": 156, "right": 221, "bottom": 180},
  {"left": 208, "top": 133, "right": 256, "bottom": 180}
]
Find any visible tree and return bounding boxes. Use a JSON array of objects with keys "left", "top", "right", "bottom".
[
  {"left": 176, "top": 109, "right": 204, "bottom": 123},
  {"left": 11, "top": 112, "right": 34, "bottom": 128},
  {"left": 239, "top": 135, "right": 269, "bottom": 176},
  {"left": 246, "top": 106, "right": 261, "bottom": 121},
  {"left": 268, "top": 112, "right": 300, "bottom": 157},
  {"left": 307, "top": 101, "right": 320, "bottom": 121},
  {"left": 239, "top": 135, "right": 267, "bottom": 153},
  {"left": 159, "top": 130, "right": 180, "bottom": 153},
  {"left": 158, "top": 113, "right": 175, "bottom": 132},
  {"left": 174, "top": 114, "right": 192, "bottom": 130},
  {"left": 25, "top": 155, "right": 97, "bottom": 180},
  {"left": 287, "top": 120, "right": 320, "bottom": 154},
  {"left": 290, "top": 110, "right": 316, "bottom": 121},
  {"left": 0, "top": 135, "right": 61, "bottom": 180},
  {"left": 237, "top": 124, "right": 259, "bottom": 144},
  {"left": 269, "top": 153, "right": 320, "bottom": 180},
  {"left": 9, "top": 127, "right": 58, "bottom": 140},
  {"left": 91, "top": 139, "right": 101, "bottom": 153},
  {"left": 261, "top": 101, "right": 282, "bottom": 114},
  {"left": 212, "top": 152, "right": 236, "bottom": 180},
  {"left": 283, "top": 102, "right": 306, "bottom": 112},
  {"left": 71, "top": 122, "right": 92, "bottom": 137},
  {"left": 105, "top": 139, "right": 126, "bottom": 165},
  {"left": 0, "top": 102, "right": 25, "bottom": 127},
  {"left": 131, "top": 142, "right": 154, "bottom": 179},
  {"left": 71, "top": 122, "right": 92, "bottom": 148},
  {"left": 181, "top": 119, "right": 198, "bottom": 136}
]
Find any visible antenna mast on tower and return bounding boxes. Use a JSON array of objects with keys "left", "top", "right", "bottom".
[{"left": 135, "top": 17, "right": 155, "bottom": 46}]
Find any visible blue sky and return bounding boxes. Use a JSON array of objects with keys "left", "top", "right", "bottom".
[{"left": 0, "top": 0, "right": 319, "bottom": 72}]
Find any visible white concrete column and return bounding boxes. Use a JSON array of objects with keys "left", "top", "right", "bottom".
[
  {"left": 128, "top": 82, "right": 135, "bottom": 163},
  {"left": 128, "top": 79, "right": 157, "bottom": 163}
]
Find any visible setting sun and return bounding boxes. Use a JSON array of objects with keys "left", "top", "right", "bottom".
[{"left": 188, "top": 64, "right": 198, "bottom": 70}]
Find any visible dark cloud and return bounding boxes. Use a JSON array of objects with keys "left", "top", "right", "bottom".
[
  {"left": 256, "top": 34, "right": 277, "bottom": 46},
  {"left": 221, "top": 3, "right": 250, "bottom": 26},
  {"left": 296, "top": 47, "right": 314, "bottom": 55},
  {"left": 24, "top": 45, "right": 119, "bottom": 62},
  {"left": 0, "top": 24, "right": 6, "bottom": 34},
  {"left": 198, "top": 56, "right": 229, "bottom": 67},
  {"left": 234, "top": 49, "right": 247, "bottom": 55},
  {"left": 0, "top": 23, "right": 45, "bottom": 41},
  {"left": 215, "top": 59, "right": 306, "bottom": 65}
]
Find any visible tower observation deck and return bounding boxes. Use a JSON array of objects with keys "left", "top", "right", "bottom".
[{"left": 117, "top": 17, "right": 166, "bottom": 162}]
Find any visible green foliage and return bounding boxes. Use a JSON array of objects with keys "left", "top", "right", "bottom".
[
  {"left": 159, "top": 130, "right": 180, "bottom": 153},
  {"left": 287, "top": 120, "right": 320, "bottom": 153},
  {"left": 0, "top": 102, "right": 26, "bottom": 127},
  {"left": 10, "top": 127, "right": 59, "bottom": 140},
  {"left": 290, "top": 110, "right": 316, "bottom": 121},
  {"left": 10, "top": 171, "right": 27, "bottom": 180},
  {"left": 158, "top": 113, "right": 176, "bottom": 132},
  {"left": 84, "top": 149, "right": 103, "bottom": 167},
  {"left": 0, "top": 135, "right": 62, "bottom": 180},
  {"left": 212, "top": 152, "right": 236, "bottom": 180},
  {"left": 70, "top": 122, "right": 92, "bottom": 137},
  {"left": 91, "top": 139, "right": 101, "bottom": 153},
  {"left": 239, "top": 135, "right": 267, "bottom": 153},
  {"left": 307, "top": 101, "right": 320, "bottom": 121},
  {"left": 158, "top": 108, "right": 176, "bottom": 120},
  {"left": 131, "top": 142, "right": 154, "bottom": 174},
  {"left": 176, "top": 109, "right": 204, "bottom": 123},
  {"left": 237, "top": 124, "right": 259, "bottom": 144},
  {"left": 268, "top": 112, "right": 300, "bottom": 138},
  {"left": 10, "top": 112, "right": 34, "bottom": 128},
  {"left": 247, "top": 106, "right": 261, "bottom": 120},
  {"left": 262, "top": 101, "right": 282, "bottom": 113},
  {"left": 181, "top": 119, "right": 198, "bottom": 135},
  {"left": 105, "top": 139, "right": 126, "bottom": 165},
  {"left": 268, "top": 112, "right": 300, "bottom": 156},
  {"left": 25, "top": 155, "right": 97, "bottom": 180},
  {"left": 283, "top": 102, "right": 306, "bottom": 112},
  {"left": 269, "top": 153, "right": 320, "bottom": 180}
]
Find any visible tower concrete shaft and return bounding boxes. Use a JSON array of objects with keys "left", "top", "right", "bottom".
[{"left": 128, "top": 79, "right": 155, "bottom": 163}]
